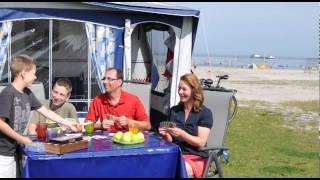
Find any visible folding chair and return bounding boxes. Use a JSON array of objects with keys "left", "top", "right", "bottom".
[
  {"left": 201, "top": 89, "right": 237, "bottom": 178},
  {"left": 122, "top": 81, "right": 151, "bottom": 116}
]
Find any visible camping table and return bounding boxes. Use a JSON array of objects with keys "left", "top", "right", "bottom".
[{"left": 21, "top": 132, "right": 187, "bottom": 178}]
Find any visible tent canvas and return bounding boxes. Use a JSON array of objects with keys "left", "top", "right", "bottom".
[{"left": 0, "top": 2, "right": 200, "bottom": 116}]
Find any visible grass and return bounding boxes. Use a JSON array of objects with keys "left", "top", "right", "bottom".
[
  {"left": 220, "top": 104, "right": 319, "bottom": 178},
  {"left": 281, "top": 100, "right": 319, "bottom": 113}
]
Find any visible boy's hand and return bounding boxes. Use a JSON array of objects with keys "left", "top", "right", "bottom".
[
  {"left": 68, "top": 122, "right": 82, "bottom": 132},
  {"left": 21, "top": 136, "right": 33, "bottom": 144}
]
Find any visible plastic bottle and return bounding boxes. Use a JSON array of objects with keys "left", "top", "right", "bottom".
[{"left": 223, "top": 149, "right": 229, "bottom": 163}]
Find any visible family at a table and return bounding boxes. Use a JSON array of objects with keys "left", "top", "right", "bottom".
[{"left": 0, "top": 54, "right": 213, "bottom": 178}]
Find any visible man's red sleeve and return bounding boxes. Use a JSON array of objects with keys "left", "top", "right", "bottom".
[{"left": 134, "top": 97, "right": 149, "bottom": 122}]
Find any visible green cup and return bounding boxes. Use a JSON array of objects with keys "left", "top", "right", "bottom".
[{"left": 84, "top": 121, "right": 94, "bottom": 136}]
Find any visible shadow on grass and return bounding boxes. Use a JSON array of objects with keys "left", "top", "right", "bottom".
[
  {"left": 261, "top": 166, "right": 305, "bottom": 175},
  {"left": 277, "top": 147, "right": 318, "bottom": 159}
]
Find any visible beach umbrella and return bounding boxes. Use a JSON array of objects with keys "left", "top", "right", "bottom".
[{"left": 259, "top": 64, "right": 270, "bottom": 69}]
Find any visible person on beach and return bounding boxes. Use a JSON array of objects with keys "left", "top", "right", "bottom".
[
  {"left": 158, "top": 73, "right": 213, "bottom": 178},
  {"left": 85, "top": 67, "right": 151, "bottom": 132},
  {"left": 0, "top": 54, "right": 82, "bottom": 178}
]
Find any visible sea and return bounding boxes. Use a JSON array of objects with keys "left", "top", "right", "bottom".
[{"left": 191, "top": 54, "right": 319, "bottom": 70}]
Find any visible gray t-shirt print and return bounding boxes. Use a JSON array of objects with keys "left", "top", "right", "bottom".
[{"left": 13, "top": 96, "right": 31, "bottom": 133}]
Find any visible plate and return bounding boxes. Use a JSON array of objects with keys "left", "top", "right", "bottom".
[
  {"left": 65, "top": 133, "right": 83, "bottom": 138},
  {"left": 92, "top": 135, "right": 109, "bottom": 140},
  {"left": 112, "top": 137, "right": 144, "bottom": 145}
]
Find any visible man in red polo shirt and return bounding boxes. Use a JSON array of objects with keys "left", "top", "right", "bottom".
[{"left": 85, "top": 67, "right": 151, "bottom": 132}]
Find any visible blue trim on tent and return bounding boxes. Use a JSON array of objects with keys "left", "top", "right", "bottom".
[
  {"left": 191, "top": 17, "right": 199, "bottom": 53},
  {"left": 0, "top": 8, "right": 183, "bottom": 29},
  {"left": 114, "top": 29, "right": 124, "bottom": 70},
  {"left": 82, "top": 2, "right": 200, "bottom": 17}
]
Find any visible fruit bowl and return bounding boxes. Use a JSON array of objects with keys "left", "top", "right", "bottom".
[
  {"left": 112, "top": 137, "right": 144, "bottom": 144},
  {"left": 112, "top": 131, "right": 145, "bottom": 144}
]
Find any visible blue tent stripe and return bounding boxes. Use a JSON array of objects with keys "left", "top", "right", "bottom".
[
  {"left": 83, "top": 2, "right": 200, "bottom": 17},
  {"left": 114, "top": 29, "right": 124, "bottom": 70},
  {"left": 0, "top": 8, "right": 183, "bottom": 29}
]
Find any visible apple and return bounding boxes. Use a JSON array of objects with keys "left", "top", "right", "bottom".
[
  {"left": 123, "top": 131, "right": 132, "bottom": 137},
  {"left": 114, "top": 131, "right": 123, "bottom": 140},
  {"left": 132, "top": 132, "right": 144, "bottom": 142},
  {"left": 131, "top": 134, "right": 140, "bottom": 142},
  {"left": 136, "top": 132, "right": 144, "bottom": 140},
  {"left": 122, "top": 134, "right": 132, "bottom": 143}
]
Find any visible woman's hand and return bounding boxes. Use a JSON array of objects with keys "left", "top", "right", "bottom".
[
  {"left": 167, "top": 127, "right": 185, "bottom": 138},
  {"left": 158, "top": 127, "right": 173, "bottom": 142},
  {"left": 158, "top": 127, "right": 168, "bottom": 136}
]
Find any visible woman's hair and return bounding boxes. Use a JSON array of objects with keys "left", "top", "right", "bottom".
[
  {"left": 10, "top": 54, "right": 36, "bottom": 78},
  {"left": 179, "top": 73, "right": 204, "bottom": 112}
]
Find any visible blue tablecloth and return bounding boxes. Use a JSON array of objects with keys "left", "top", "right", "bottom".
[{"left": 21, "top": 132, "right": 187, "bottom": 178}]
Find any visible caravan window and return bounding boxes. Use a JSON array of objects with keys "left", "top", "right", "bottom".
[
  {"left": 11, "top": 20, "right": 89, "bottom": 111},
  {"left": 51, "top": 20, "right": 88, "bottom": 111},
  {"left": 9, "top": 19, "right": 118, "bottom": 112}
]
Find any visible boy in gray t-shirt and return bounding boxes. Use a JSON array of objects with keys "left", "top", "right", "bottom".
[{"left": 0, "top": 54, "right": 81, "bottom": 178}]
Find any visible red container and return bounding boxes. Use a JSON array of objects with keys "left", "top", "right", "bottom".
[{"left": 36, "top": 123, "right": 48, "bottom": 142}]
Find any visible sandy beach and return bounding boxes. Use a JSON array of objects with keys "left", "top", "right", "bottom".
[{"left": 192, "top": 66, "right": 319, "bottom": 103}]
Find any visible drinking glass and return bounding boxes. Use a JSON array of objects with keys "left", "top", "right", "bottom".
[
  {"left": 84, "top": 121, "right": 94, "bottom": 136},
  {"left": 36, "top": 123, "right": 48, "bottom": 142},
  {"left": 129, "top": 122, "right": 139, "bottom": 134},
  {"left": 46, "top": 128, "right": 57, "bottom": 140}
]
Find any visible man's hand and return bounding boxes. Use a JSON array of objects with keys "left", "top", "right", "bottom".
[
  {"left": 117, "top": 116, "right": 128, "bottom": 126},
  {"left": 102, "top": 119, "right": 114, "bottom": 129}
]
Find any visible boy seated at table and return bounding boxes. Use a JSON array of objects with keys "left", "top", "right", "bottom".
[{"left": 27, "top": 78, "right": 78, "bottom": 135}]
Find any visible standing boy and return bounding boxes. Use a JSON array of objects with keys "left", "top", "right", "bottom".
[{"left": 0, "top": 54, "right": 81, "bottom": 178}]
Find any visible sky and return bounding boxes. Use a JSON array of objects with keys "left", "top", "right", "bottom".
[{"left": 167, "top": 2, "right": 319, "bottom": 58}]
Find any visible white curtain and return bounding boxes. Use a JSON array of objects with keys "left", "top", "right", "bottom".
[{"left": 85, "top": 23, "right": 116, "bottom": 92}]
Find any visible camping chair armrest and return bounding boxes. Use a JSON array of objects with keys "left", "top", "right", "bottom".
[{"left": 199, "top": 145, "right": 229, "bottom": 151}]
